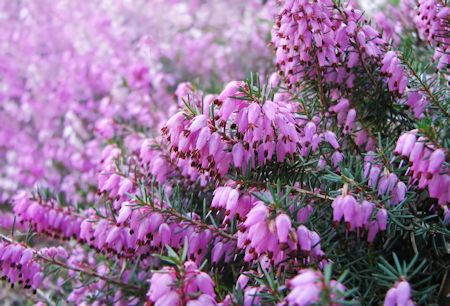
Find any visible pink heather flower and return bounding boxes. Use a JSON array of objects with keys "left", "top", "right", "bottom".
[
  {"left": 275, "top": 213, "right": 292, "bottom": 243},
  {"left": 332, "top": 151, "right": 344, "bottom": 167},
  {"left": 368, "top": 166, "right": 382, "bottom": 187},
  {"left": 243, "top": 203, "right": 268, "bottom": 228},
  {"left": 13, "top": 194, "right": 84, "bottom": 241},
  {"left": 297, "top": 205, "right": 313, "bottom": 223},
  {"left": 377, "top": 209, "right": 388, "bottom": 231},
  {"left": 195, "top": 272, "right": 216, "bottom": 297},
  {"left": 384, "top": 280, "right": 414, "bottom": 306},
  {"left": 212, "top": 187, "right": 232, "bottom": 210},
  {"left": 196, "top": 127, "right": 211, "bottom": 150},
  {"left": 117, "top": 178, "right": 133, "bottom": 196},
  {"left": 272, "top": 0, "right": 407, "bottom": 106},
  {"left": 428, "top": 149, "right": 445, "bottom": 174},
  {"left": 243, "top": 287, "right": 262, "bottom": 306},
  {"left": 287, "top": 282, "right": 321, "bottom": 306},
  {"left": 187, "top": 295, "right": 216, "bottom": 306},
  {"left": 406, "top": 92, "right": 428, "bottom": 118},
  {"left": 373, "top": 10, "right": 402, "bottom": 46},
  {"left": 364, "top": 153, "right": 410, "bottom": 206},
  {"left": 332, "top": 195, "right": 345, "bottom": 223},
  {"left": 355, "top": 129, "right": 369, "bottom": 146},
  {"left": 381, "top": 51, "right": 409, "bottom": 95},
  {"left": 211, "top": 242, "right": 224, "bottom": 263},
  {"left": 189, "top": 114, "right": 208, "bottom": 133},
  {"left": 217, "top": 81, "right": 245, "bottom": 101},
  {"left": 304, "top": 122, "right": 317, "bottom": 143},
  {"left": 378, "top": 173, "right": 399, "bottom": 195},
  {"left": 236, "top": 274, "right": 249, "bottom": 289},
  {"left": 158, "top": 223, "right": 172, "bottom": 246},
  {"left": 402, "top": 133, "right": 417, "bottom": 157},
  {"left": 164, "top": 79, "right": 338, "bottom": 179},
  {"left": 232, "top": 143, "right": 245, "bottom": 168},
  {"left": 330, "top": 99, "right": 350, "bottom": 114},
  {"left": 116, "top": 204, "right": 132, "bottom": 226},
  {"left": 156, "top": 291, "right": 180, "bottom": 306},
  {"left": 360, "top": 201, "right": 375, "bottom": 223},
  {"left": 268, "top": 73, "right": 281, "bottom": 88},
  {"left": 324, "top": 131, "right": 340, "bottom": 150},
  {"left": 95, "top": 118, "right": 115, "bottom": 139},
  {"left": 297, "top": 225, "right": 321, "bottom": 254},
  {"left": 409, "top": 140, "right": 425, "bottom": 165},
  {"left": 342, "top": 195, "right": 358, "bottom": 223},
  {"left": 394, "top": 133, "right": 408, "bottom": 155},
  {"left": 105, "top": 226, "right": 121, "bottom": 245},
  {"left": 285, "top": 268, "right": 346, "bottom": 305},
  {"left": 333, "top": 192, "right": 386, "bottom": 240},
  {"left": 344, "top": 109, "right": 357, "bottom": 134},
  {"left": 367, "top": 221, "right": 379, "bottom": 243},
  {"left": 392, "top": 182, "right": 407, "bottom": 205},
  {"left": 414, "top": 0, "right": 450, "bottom": 76},
  {"left": 225, "top": 189, "right": 240, "bottom": 217}
]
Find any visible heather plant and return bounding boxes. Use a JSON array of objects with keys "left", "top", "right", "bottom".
[{"left": 0, "top": 0, "right": 449, "bottom": 305}]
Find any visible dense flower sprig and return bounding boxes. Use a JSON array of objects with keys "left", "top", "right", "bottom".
[
  {"left": 332, "top": 194, "right": 388, "bottom": 242},
  {"left": 13, "top": 192, "right": 84, "bottom": 241},
  {"left": 0, "top": 241, "right": 43, "bottom": 292},
  {"left": 271, "top": 0, "right": 408, "bottom": 96},
  {"left": 395, "top": 130, "right": 449, "bottom": 207},
  {"left": 364, "top": 152, "right": 409, "bottom": 205},
  {"left": 237, "top": 200, "right": 324, "bottom": 264},
  {"left": 414, "top": 0, "right": 450, "bottom": 72},
  {"left": 163, "top": 81, "right": 344, "bottom": 179}
]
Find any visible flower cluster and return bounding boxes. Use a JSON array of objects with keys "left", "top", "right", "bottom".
[
  {"left": 372, "top": 7, "right": 403, "bottom": 46},
  {"left": 327, "top": 98, "right": 376, "bottom": 151},
  {"left": 163, "top": 80, "right": 347, "bottom": 179},
  {"left": 238, "top": 202, "right": 324, "bottom": 264},
  {"left": 0, "top": 241, "right": 43, "bottom": 292},
  {"left": 271, "top": 0, "right": 408, "bottom": 96},
  {"left": 406, "top": 92, "right": 429, "bottom": 119},
  {"left": 13, "top": 192, "right": 84, "bottom": 241},
  {"left": 285, "top": 268, "right": 346, "bottom": 305},
  {"left": 381, "top": 51, "right": 409, "bottom": 96},
  {"left": 331, "top": 194, "right": 388, "bottom": 242},
  {"left": 414, "top": 0, "right": 450, "bottom": 72},
  {"left": 395, "top": 131, "right": 449, "bottom": 207},
  {"left": 140, "top": 139, "right": 175, "bottom": 184},
  {"left": 147, "top": 261, "right": 216, "bottom": 306},
  {"left": 81, "top": 203, "right": 232, "bottom": 263},
  {"left": 364, "top": 153, "right": 408, "bottom": 205},
  {"left": 13, "top": 192, "right": 222, "bottom": 262},
  {"left": 272, "top": 0, "right": 338, "bottom": 87},
  {"left": 211, "top": 186, "right": 253, "bottom": 222},
  {"left": 164, "top": 82, "right": 305, "bottom": 177}
]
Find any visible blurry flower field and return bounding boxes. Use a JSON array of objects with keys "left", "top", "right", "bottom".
[{"left": 0, "top": 0, "right": 448, "bottom": 305}]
